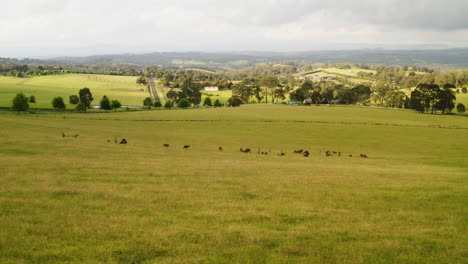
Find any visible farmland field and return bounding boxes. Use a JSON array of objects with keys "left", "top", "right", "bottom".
[
  {"left": 202, "top": 90, "right": 233, "bottom": 104},
  {"left": 0, "top": 74, "right": 149, "bottom": 108},
  {"left": 0, "top": 104, "right": 467, "bottom": 263}
]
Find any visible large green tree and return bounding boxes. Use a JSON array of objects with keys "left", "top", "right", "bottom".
[
  {"left": 52, "top": 97, "right": 66, "bottom": 109},
  {"left": 259, "top": 76, "right": 280, "bottom": 103},
  {"left": 78, "top": 88, "right": 93, "bottom": 108},
  {"left": 100, "top": 96, "right": 112, "bottom": 111},
  {"left": 11, "top": 93, "right": 29, "bottom": 111}
]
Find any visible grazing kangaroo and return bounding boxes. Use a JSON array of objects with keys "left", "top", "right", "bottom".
[
  {"left": 278, "top": 151, "right": 285, "bottom": 156},
  {"left": 119, "top": 139, "right": 128, "bottom": 144},
  {"left": 219, "top": 147, "right": 223, "bottom": 151},
  {"left": 240, "top": 148, "right": 251, "bottom": 153},
  {"left": 360, "top": 154, "right": 368, "bottom": 158},
  {"left": 293, "top": 149, "right": 304, "bottom": 154},
  {"left": 163, "top": 144, "right": 170, "bottom": 147},
  {"left": 183, "top": 145, "right": 190, "bottom": 149},
  {"left": 62, "top": 132, "right": 79, "bottom": 138},
  {"left": 303, "top": 151, "right": 310, "bottom": 157}
]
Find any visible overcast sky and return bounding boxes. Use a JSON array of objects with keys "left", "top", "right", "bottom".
[{"left": 2, "top": 0, "right": 468, "bottom": 57}]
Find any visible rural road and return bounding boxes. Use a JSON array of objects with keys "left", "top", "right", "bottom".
[{"left": 147, "top": 77, "right": 160, "bottom": 101}]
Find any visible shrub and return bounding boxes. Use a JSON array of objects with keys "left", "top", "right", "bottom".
[
  {"left": 143, "top": 97, "right": 153, "bottom": 107},
  {"left": 177, "top": 98, "right": 191, "bottom": 109},
  {"left": 29, "top": 96, "right": 36, "bottom": 103},
  {"left": 12, "top": 93, "right": 29, "bottom": 111},
  {"left": 76, "top": 101, "right": 87, "bottom": 112},
  {"left": 164, "top": 101, "right": 173, "bottom": 109},
  {"left": 52, "top": 97, "right": 66, "bottom": 109},
  {"left": 100, "top": 96, "right": 112, "bottom": 111},
  {"left": 457, "top": 103, "right": 466, "bottom": 113},
  {"left": 228, "top": 96, "right": 242, "bottom": 107},
  {"left": 111, "top": 100, "right": 122, "bottom": 111},
  {"left": 203, "top": 97, "right": 212, "bottom": 107},
  {"left": 153, "top": 101, "right": 163, "bottom": 108},
  {"left": 213, "top": 99, "right": 222, "bottom": 108},
  {"left": 462, "top": 87, "right": 468, "bottom": 94},
  {"left": 69, "top": 95, "right": 79, "bottom": 105}
]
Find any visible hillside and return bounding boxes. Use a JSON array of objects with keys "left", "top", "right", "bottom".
[{"left": 4, "top": 49, "right": 468, "bottom": 70}]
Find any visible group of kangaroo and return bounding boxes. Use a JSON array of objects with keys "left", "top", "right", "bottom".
[
  {"left": 62, "top": 132, "right": 369, "bottom": 158},
  {"left": 162, "top": 144, "right": 368, "bottom": 158}
]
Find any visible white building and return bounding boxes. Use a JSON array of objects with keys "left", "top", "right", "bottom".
[{"left": 204, "top": 86, "right": 219, "bottom": 91}]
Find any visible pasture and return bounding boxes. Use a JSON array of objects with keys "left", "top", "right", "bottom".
[
  {"left": 0, "top": 104, "right": 466, "bottom": 264},
  {"left": 0, "top": 74, "right": 149, "bottom": 108},
  {"left": 202, "top": 90, "right": 233, "bottom": 104}
]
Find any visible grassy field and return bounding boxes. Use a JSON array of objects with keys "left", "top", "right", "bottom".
[
  {"left": 0, "top": 104, "right": 466, "bottom": 264},
  {"left": 0, "top": 74, "right": 149, "bottom": 108},
  {"left": 202, "top": 90, "right": 233, "bottom": 104},
  {"left": 456, "top": 93, "right": 468, "bottom": 106}
]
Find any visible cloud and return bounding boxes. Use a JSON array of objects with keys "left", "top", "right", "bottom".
[{"left": 1, "top": 0, "right": 468, "bottom": 57}]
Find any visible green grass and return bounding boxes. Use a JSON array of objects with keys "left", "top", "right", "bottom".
[
  {"left": 0, "top": 105, "right": 467, "bottom": 264},
  {"left": 202, "top": 90, "right": 233, "bottom": 104},
  {"left": 455, "top": 93, "right": 468, "bottom": 106},
  {"left": 0, "top": 74, "right": 149, "bottom": 109}
]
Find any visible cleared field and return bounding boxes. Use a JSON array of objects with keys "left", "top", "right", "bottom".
[
  {"left": 202, "top": 90, "right": 233, "bottom": 104},
  {"left": 0, "top": 74, "right": 149, "bottom": 108},
  {"left": 320, "top": 67, "right": 377, "bottom": 76},
  {"left": 0, "top": 105, "right": 466, "bottom": 263}
]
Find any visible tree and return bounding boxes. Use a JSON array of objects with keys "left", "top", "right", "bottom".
[
  {"left": 203, "top": 97, "right": 212, "bottom": 107},
  {"left": 385, "top": 90, "right": 406, "bottom": 108},
  {"left": 434, "top": 87, "right": 456, "bottom": 114},
  {"left": 164, "top": 101, "right": 173, "bottom": 109},
  {"left": 111, "top": 100, "right": 122, "bottom": 111},
  {"left": 338, "top": 85, "right": 372, "bottom": 105},
  {"left": 180, "top": 78, "right": 202, "bottom": 105},
  {"left": 462, "top": 87, "right": 468, "bottom": 94},
  {"left": 166, "top": 90, "right": 186, "bottom": 102},
  {"left": 456, "top": 103, "right": 466, "bottom": 113},
  {"left": 409, "top": 89, "right": 426, "bottom": 113},
  {"left": 228, "top": 96, "right": 242, "bottom": 107},
  {"left": 177, "top": 98, "right": 191, "bottom": 108},
  {"left": 76, "top": 101, "right": 87, "bottom": 112},
  {"left": 232, "top": 81, "right": 255, "bottom": 103},
  {"left": 136, "top": 76, "right": 147, "bottom": 85},
  {"left": 143, "top": 97, "right": 153, "bottom": 107},
  {"left": 78, "top": 88, "right": 93, "bottom": 108},
  {"left": 153, "top": 101, "right": 162, "bottom": 108},
  {"left": 52, "top": 97, "right": 66, "bottom": 109},
  {"left": 409, "top": 84, "right": 456, "bottom": 114},
  {"left": 372, "top": 84, "right": 392, "bottom": 106},
  {"left": 69, "top": 95, "right": 79, "bottom": 105},
  {"left": 290, "top": 81, "right": 314, "bottom": 103},
  {"left": 310, "top": 91, "right": 321, "bottom": 104},
  {"left": 100, "top": 96, "right": 112, "bottom": 111},
  {"left": 29, "top": 95, "right": 36, "bottom": 103},
  {"left": 213, "top": 99, "right": 222, "bottom": 108},
  {"left": 259, "top": 76, "right": 280, "bottom": 103},
  {"left": 273, "top": 88, "right": 286, "bottom": 103},
  {"left": 11, "top": 93, "right": 29, "bottom": 111}
]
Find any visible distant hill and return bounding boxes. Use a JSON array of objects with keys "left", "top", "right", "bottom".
[{"left": 3, "top": 49, "right": 468, "bottom": 70}]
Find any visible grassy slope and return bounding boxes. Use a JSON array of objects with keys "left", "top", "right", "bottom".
[
  {"left": 0, "top": 74, "right": 149, "bottom": 108},
  {"left": 0, "top": 105, "right": 466, "bottom": 263}
]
